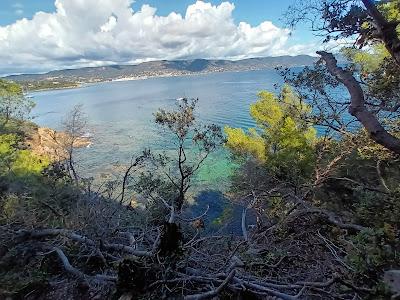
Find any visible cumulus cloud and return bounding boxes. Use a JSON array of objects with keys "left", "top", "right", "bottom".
[{"left": 0, "top": 0, "right": 313, "bottom": 75}]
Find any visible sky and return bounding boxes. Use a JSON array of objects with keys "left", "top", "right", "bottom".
[{"left": 0, "top": 0, "right": 326, "bottom": 75}]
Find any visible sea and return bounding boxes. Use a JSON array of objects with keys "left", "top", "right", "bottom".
[{"left": 31, "top": 69, "right": 286, "bottom": 232}]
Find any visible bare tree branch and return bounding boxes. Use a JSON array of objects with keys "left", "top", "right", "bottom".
[
  {"left": 376, "top": 160, "right": 391, "bottom": 193},
  {"left": 45, "top": 246, "right": 116, "bottom": 282},
  {"left": 286, "top": 208, "right": 366, "bottom": 232},
  {"left": 184, "top": 269, "right": 236, "bottom": 300},
  {"left": 18, "top": 228, "right": 153, "bottom": 257},
  {"left": 50, "top": 246, "right": 86, "bottom": 280},
  {"left": 317, "top": 51, "right": 400, "bottom": 154},
  {"left": 120, "top": 154, "right": 147, "bottom": 204}
]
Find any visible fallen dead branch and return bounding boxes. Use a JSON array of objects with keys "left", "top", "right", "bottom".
[
  {"left": 284, "top": 208, "right": 366, "bottom": 232},
  {"left": 17, "top": 228, "right": 153, "bottom": 257},
  {"left": 41, "top": 245, "right": 117, "bottom": 283},
  {"left": 3, "top": 209, "right": 373, "bottom": 300},
  {"left": 184, "top": 269, "right": 236, "bottom": 300}
]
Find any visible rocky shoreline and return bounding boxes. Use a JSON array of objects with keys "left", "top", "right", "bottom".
[{"left": 26, "top": 126, "right": 91, "bottom": 160}]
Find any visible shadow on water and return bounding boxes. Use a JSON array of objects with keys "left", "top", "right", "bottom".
[{"left": 188, "top": 190, "right": 256, "bottom": 235}]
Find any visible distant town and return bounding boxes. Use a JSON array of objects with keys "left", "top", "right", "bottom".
[{"left": 3, "top": 55, "right": 319, "bottom": 91}]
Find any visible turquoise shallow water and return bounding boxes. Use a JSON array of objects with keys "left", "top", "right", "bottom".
[{"left": 31, "top": 70, "right": 283, "bottom": 191}]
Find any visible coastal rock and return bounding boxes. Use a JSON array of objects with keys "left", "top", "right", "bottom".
[{"left": 26, "top": 126, "right": 91, "bottom": 160}]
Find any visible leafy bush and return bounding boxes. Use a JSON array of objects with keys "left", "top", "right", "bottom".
[
  {"left": 0, "top": 133, "right": 49, "bottom": 179},
  {"left": 225, "top": 86, "right": 317, "bottom": 183}
]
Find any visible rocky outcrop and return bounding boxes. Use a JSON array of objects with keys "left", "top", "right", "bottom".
[{"left": 25, "top": 127, "right": 91, "bottom": 160}]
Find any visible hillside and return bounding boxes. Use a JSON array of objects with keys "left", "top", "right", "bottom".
[{"left": 4, "top": 55, "right": 317, "bottom": 89}]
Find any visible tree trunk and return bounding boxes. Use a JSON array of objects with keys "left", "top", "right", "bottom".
[
  {"left": 361, "top": 0, "right": 400, "bottom": 67},
  {"left": 318, "top": 51, "right": 400, "bottom": 155}
]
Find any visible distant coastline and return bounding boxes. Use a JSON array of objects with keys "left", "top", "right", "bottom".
[
  {"left": 27, "top": 68, "right": 278, "bottom": 92},
  {"left": 5, "top": 55, "right": 319, "bottom": 92},
  {"left": 26, "top": 69, "right": 250, "bottom": 92},
  {"left": 27, "top": 84, "right": 83, "bottom": 93}
]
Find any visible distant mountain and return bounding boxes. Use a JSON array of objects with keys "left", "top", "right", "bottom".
[{"left": 4, "top": 55, "right": 318, "bottom": 89}]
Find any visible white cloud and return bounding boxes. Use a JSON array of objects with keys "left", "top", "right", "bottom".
[
  {"left": 15, "top": 9, "right": 24, "bottom": 16},
  {"left": 0, "top": 0, "right": 315, "bottom": 75},
  {"left": 101, "top": 15, "right": 118, "bottom": 33}
]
